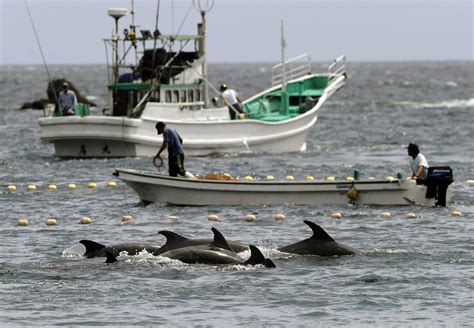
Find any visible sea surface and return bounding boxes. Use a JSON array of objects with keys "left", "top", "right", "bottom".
[{"left": 0, "top": 62, "right": 473, "bottom": 327}]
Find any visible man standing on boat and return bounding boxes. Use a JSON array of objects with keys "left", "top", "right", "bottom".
[
  {"left": 220, "top": 84, "right": 245, "bottom": 120},
  {"left": 154, "top": 122, "right": 196, "bottom": 179},
  {"left": 407, "top": 143, "right": 429, "bottom": 181},
  {"left": 58, "top": 82, "right": 77, "bottom": 116}
]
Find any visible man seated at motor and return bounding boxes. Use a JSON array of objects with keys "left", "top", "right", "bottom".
[
  {"left": 58, "top": 82, "right": 77, "bottom": 116},
  {"left": 220, "top": 84, "right": 245, "bottom": 120},
  {"left": 407, "top": 143, "right": 429, "bottom": 183}
]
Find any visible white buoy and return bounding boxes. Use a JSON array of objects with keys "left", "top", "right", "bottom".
[
  {"left": 274, "top": 213, "right": 286, "bottom": 221},
  {"left": 121, "top": 215, "right": 133, "bottom": 222},
  {"left": 465, "top": 179, "right": 474, "bottom": 184},
  {"left": 67, "top": 183, "right": 77, "bottom": 190},
  {"left": 380, "top": 211, "right": 391, "bottom": 218},
  {"left": 331, "top": 212, "right": 342, "bottom": 219},
  {"left": 285, "top": 175, "right": 295, "bottom": 181},
  {"left": 305, "top": 176, "right": 314, "bottom": 181},
  {"left": 46, "top": 218, "right": 58, "bottom": 226},
  {"left": 386, "top": 176, "right": 395, "bottom": 181},
  {"left": 6, "top": 185, "right": 16, "bottom": 192},
  {"left": 87, "top": 182, "right": 97, "bottom": 189},
  {"left": 168, "top": 215, "right": 178, "bottom": 220},
  {"left": 346, "top": 176, "right": 354, "bottom": 182},
  {"left": 368, "top": 177, "right": 375, "bottom": 180},
  {"left": 243, "top": 176, "right": 253, "bottom": 181},
  {"left": 265, "top": 175, "right": 275, "bottom": 181},
  {"left": 243, "top": 214, "right": 256, "bottom": 222},
  {"left": 451, "top": 210, "right": 462, "bottom": 217},
  {"left": 406, "top": 212, "right": 417, "bottom": 219},
  {"left": 107, "top": 181, "right": 118, "bottom": 188},
  {"left": 222, "top": 173, "right": 232, "bottom": 179},
  {"left": 326, "top": 176, "right": 335, "bottom": 181},
  {"left": 207, "top": 214, "right": 219, "bottom": 222},
  {"left": 47, "top": 184, "right": 57, "bottom": 190},
  {"left": 18, "top": 219, "right": 29, "bottom": 226},
  {"left": 80, "top": 216, "right": 92, "bottom": 224},
  {"left": 27, "top": 184, "right": 37, "bottom": 191}
]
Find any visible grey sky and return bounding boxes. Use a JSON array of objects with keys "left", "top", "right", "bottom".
[{"left": 0, "top": 0, "right": 472, "bottom": 65}]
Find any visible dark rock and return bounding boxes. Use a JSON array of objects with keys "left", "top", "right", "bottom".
[
  {"left": 47, "top": 79, "right": 96, "bottom": 107},
  {"left": 20, "top": 78, "right": 97, "bottom": 110}
]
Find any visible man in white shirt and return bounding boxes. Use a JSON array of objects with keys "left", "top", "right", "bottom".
[
  {"left": 220, "top": 84, "right": 245, "bottom": 120},
  {"left": 58, "top": 82, "right": 77, "bottom": 116},
  {"left": 407, "top": 143, "right": 429, "bottom": 180}
]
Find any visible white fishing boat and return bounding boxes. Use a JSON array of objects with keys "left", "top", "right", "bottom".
[
  {"left": 113, "top": 167, "right": 454, "bottom": 207},
  {"left": 38, "top": 1, "right": 347, "bottom": 158}
]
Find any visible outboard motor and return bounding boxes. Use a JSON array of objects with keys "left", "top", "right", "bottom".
[{"left": 425, "top": 167, "right": 453, "bottom": 206}]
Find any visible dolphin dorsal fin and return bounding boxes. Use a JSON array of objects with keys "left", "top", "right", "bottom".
[
  {"left": 245, "top": 245, "right": 266, "bottom": 266},
  {"left": 304, "top": 220, "right": 335, "bottom": 242},
  {"left": 105, "top": 251, "right": 117, "bottom": 264},
  {"left": 159, "top": 231, "right": 189, "bottom": 246},
  {"left": 79, "top": 240, "right": 106, "bottom": 257},
  {"left": 211, "top": 227, "right": 233, "bottom": 251}
]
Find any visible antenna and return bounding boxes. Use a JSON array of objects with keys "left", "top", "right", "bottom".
[
  {"left": 193, "top": 0, "right": 214, "bottom": 107},
  {"left": 107, "top": 7, "right": 129, "bottom": 83}
]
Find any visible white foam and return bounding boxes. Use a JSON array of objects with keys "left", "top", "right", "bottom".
[
  {"left": 62, "top": 243, "right": 86, "bottom": 257},
  {"left": 395, "top": 98, "right": 474, "bottom": 109}
]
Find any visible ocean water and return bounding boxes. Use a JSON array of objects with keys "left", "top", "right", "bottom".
[{"left": 0, "top": 62, "right": 473, "bottom": 327}]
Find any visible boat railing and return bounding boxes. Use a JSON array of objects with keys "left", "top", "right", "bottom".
[
  {"left": 271, "top": 54, "right": 312, "bottom": 86},
  {"left": 327, "top": 55, "right": 346, "bottom": 84}
]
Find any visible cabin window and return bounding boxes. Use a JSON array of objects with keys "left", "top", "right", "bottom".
[
  {"left": 150, "top": 90, "right": 160, "bottom": 102},
  {"left": 195, "top": 89, "right": 201, "bottom": 101},
  {"left": 187, "top": 90, "right": 194, "bottom": 102},
  {"left": 180, "top": 90, "right": 187, "bottom": 103},
  {"left": 165, "top": 90, "right": 172, "bottom": 103},
  {"left": 173, "top": 90, "right": 179, "bottom": 103}
]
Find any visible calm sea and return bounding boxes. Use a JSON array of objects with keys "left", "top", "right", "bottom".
[{"left": 0, "top": 62, "right": 473, "bottom": 327}]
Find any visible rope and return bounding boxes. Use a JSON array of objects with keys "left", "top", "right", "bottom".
[{"left": 24, "top": 0, "right": 59, "bottom": 107}]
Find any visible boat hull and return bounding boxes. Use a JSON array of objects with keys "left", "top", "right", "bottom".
[{"left": 114, "top": 169, "right": 452, "bottom": 206}]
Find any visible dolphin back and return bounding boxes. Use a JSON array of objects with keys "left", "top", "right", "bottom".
[
  {"left": 245, "top": 245, "right": 276, "bottom": 268},
  {"left": 80, "top": 240, "right": 107, "bottom": 258},
  {"left": 277, "top": 220, "right": 360, "bottom": 256}
]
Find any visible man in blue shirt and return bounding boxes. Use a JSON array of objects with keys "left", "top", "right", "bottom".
[{"left": 154, "top": 122, "right": 195, "bottom": 178}]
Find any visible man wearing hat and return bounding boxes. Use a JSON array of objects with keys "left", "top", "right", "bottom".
[
  {"left": 220, "top": 83, "right": 245, "bottom": 120},
  {"left": 407, "top": 143, "right": 429, "bottom": 181},
  {"left": 58, "top": 82, "right": 77, "bottom": 116}
]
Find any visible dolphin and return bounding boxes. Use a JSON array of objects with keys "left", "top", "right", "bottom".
[
  {"left": 157, "top": 230, "right": 249, "bottom": 254},
  {"left": 79, "top": 240, "right": 163, "bottom": 258},
  {"left": 106, "top": 227, "right": 276, "bottom": 268},
  {"left": 277, "top": 220, "right": 360, "bottom": 256},
  {"left": 80, "top": 231, "right": 248, "bottom": 259}
]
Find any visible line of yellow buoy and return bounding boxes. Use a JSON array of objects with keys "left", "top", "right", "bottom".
[
  {"left": 15, "top": 209, "right": 463, "bottom": 227},
  {"left": 5, "top": 181, "right": 119, "bottom": 192},
  {"left": 7, "top": 178, "right": 474, "bottom": 193}
]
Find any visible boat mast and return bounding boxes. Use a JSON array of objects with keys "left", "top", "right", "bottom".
[
  {"left": 194, "top": 0, "right": 214, "bottom": 106},
  {"left": 280, "top": 19, "right": 289, "bottom": 115}
]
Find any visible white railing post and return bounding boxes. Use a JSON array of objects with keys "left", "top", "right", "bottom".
[{"left": 272, "top": 53, "right": 311, "bottom": 86}]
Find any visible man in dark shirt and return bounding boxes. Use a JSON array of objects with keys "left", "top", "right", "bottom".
[{"left": 154, "top": 122, "right": 195, "bottom": 178}]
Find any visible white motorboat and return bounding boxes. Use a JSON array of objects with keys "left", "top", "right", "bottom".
[
  {"left": 113, "top": 168, "right": 453, "bottom": 207},
  {"left": 38, "top": 1, "right": 347, "bottom": 158}
]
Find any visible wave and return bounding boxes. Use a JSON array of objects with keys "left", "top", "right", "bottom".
[
  {"left": 330, "top": 98, "right": 474, "bottom": 110},
  {"left": 394, "top": 98, "right": 474, "bottom": 109}
]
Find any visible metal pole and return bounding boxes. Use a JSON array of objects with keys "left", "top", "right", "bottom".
[
  {"left": 201, "top": 10, "right": 208, "bottom": 106},
  {"left": 280, "top": 19, "right": 288, "bottom": 115}
]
